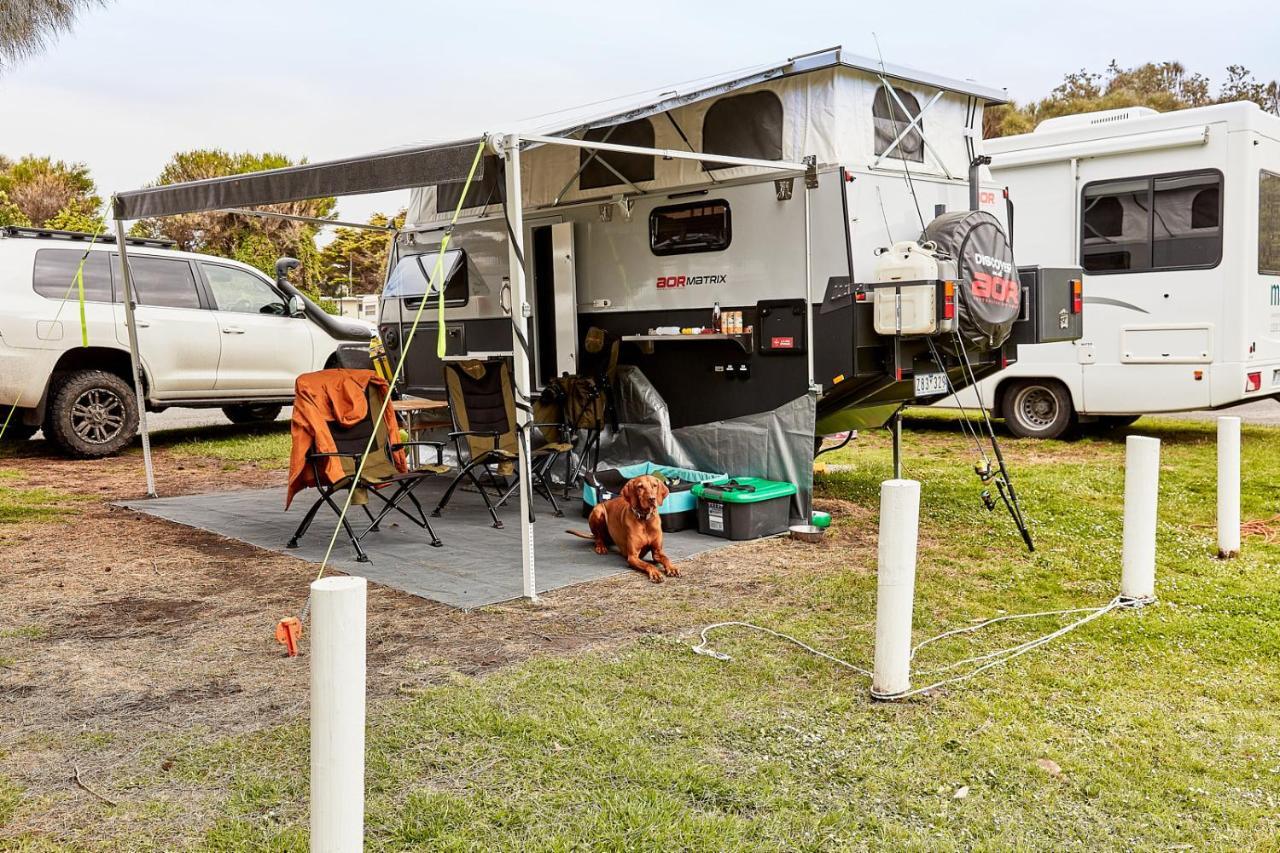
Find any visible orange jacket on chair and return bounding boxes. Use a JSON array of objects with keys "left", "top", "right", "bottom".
[{"left": 286, "top": 369, "right": 407, "bottom": 509}]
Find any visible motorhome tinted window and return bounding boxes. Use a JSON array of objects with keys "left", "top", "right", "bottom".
[
  {"left": 1153, "top": 173, "right": 1222, "bottom": 268},
  {"left": 32, "top": 248, "right": 113, "bottom": 302},
  {"left": 579, "top": 119, "right": 655, "bottom": 190},
  {"left": 435, "top": 155, "right": 501, "bottom": 214},
  {"left": 1260, "top": 171, "right": 1280, "bottom": 275},
  {"left": 384, "top": 250, "right": 468, "bottom": 305},
  {"left": 872, "top": 86, "right": 924, "bottom": 163},
  {"left": 702, "top": 91, "right": 784, "bottom": 171},
  {"left": 118, "top": 256, "right": 201, "bottom": 309},
  {"left": 1082, "top": 179, "right": 1151, "bottom": 272},
  {"left": 1081, "top": 171, "right": 1223, "bottom": 273},
  {"left": 649, "top": 200, "right": 731, "bottom": 256}
]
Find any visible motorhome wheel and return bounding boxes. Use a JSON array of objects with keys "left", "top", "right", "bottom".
[
  {"left": 223, "top": 404, "right": 284, "bottom": 425},
  {"left": 1001, "top": 379, "right": 1074, "bottom": 440}
]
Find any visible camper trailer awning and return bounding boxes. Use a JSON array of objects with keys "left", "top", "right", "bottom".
[{"left": 111, "top": 138, "right": 484, "bottom": 219}]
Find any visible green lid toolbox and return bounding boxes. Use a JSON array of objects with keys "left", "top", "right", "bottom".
[{"left": 691, "top": 477, "right": 797, "bottom": 540}]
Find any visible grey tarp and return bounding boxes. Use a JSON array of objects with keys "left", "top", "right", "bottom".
[
  {"left": 112, "top": 139, "right": 484, "bottom": 219},
  {"left": 598, "top": 366, "right": 816, "bottom": 521}
]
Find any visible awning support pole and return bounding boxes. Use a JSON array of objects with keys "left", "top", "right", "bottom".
[
  {"left": 114, "top": 215, "right": 157, "bottom": 497},
  {"left": 802, "top": 158, "right": 817, "bottom": 523},
  {"left": 500, "top": 134, "right": 539, "bottom": 602}
]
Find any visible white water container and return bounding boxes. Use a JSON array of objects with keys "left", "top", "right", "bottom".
[{"left": 872, "top": 242, "right": 946, "bottom": 336}]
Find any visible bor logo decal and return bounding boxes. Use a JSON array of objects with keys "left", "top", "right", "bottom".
[
  {"left": 969, "top": 251, "right": 1019, "bottom": 306},
  {"left": 656, "top": 273, "right": 727, "bottom": 289}
]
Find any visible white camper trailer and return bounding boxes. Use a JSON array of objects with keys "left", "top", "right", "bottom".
[
  {"left": 380, "top": 46, "right": 1078, "bottom": 455},
  {"left": 943, "top": 101, "right": 1280, "bottom": 437}
]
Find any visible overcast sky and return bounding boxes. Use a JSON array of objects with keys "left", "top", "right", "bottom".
[{"left": 1, "top": 0, "right": 1273, "bottom": 227}]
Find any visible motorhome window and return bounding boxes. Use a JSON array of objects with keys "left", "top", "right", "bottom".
[
  {"left": 116, "top": 256, "right": 202, "bottom": 309},
  {"left": 1153, "top": 173, "right": 1221, "bottom": 268},
  {"left": 579, "top": 119, "right": 655, "bottom": 190},
  {"left": 32, "top": 248, "right": 113, "bottom": 302},
  {"left": 872, "top": 86, "right": 924, "bottom": 163},
  {"left": 701, "top": 91, "right": 784, "bottom": 171},
  {"left": 649, "top": 200, "right": 731, "bottom": 256},
  {"left": 1081, "top": 171, "right": 1223, "bottom": 273},
  {"left": 1259, "top": 171, "right": 1280, "bottom": 275},
  {"left": 435, "top": 155, "right": 501, "bottom": 214},
  {"left": 383, "top": 249, "right": 468, "bottom": 306}
]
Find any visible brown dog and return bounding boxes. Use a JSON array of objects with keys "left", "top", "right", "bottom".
[{"left": 567, "top": 474, "right": 678, "bottom": 582}]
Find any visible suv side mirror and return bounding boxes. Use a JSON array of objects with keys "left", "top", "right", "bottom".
[{"left": 288, "top": 294, "right": 306, "bottom": 317}]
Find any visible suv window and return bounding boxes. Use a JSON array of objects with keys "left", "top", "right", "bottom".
[
  {"left": 118, "top": 256, "right": 201, "bottom": 309},
  {"left": 202, "top": 263, "right": 288, "bottom": 315},
  {"left": 1081, "top": 170, "right": 1223, "bottom": 273},
  {"left": 32, "top": 248, "right": 114, "bottom": 302}
]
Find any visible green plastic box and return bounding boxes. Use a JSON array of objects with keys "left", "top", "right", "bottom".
[{"left": 691, "top": 477, "right": 798, "bottom": 540}]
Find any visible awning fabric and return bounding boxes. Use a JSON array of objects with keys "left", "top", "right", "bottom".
[{"left": 112, "top": 139, "right": 484, "bottom": 219}]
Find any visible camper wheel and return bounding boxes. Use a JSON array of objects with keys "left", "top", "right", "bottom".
[{"left": 1001, "top": 379, "right": 1075, "bottom": 440}]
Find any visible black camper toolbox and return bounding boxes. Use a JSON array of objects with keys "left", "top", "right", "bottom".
[
  {"left": 1009, "top": 266, "right": 1083, "bottom": 347},
  {"left": 691, "top": 477, "right": 797, "bottom": 540}
]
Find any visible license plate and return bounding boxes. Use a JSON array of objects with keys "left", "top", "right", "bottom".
[{"left": 913, "top": 371, "right": 949, "bottom": 397}]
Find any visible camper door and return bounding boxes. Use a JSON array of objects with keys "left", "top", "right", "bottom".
[
  {"left": 527, "top": 219, "right": 579, "bottom": 386},
  {"left": 1077, "top": 170, "right": 1223, "bottom": 412}
]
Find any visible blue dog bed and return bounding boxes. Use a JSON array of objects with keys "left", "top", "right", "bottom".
[{"left": 582, "top": 462, "right": 727, "bottom": 531}]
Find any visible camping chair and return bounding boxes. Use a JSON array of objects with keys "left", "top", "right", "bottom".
[
  {"left": 287, "top": 376, "right": 450, "bottom": 563},
  {"left": 431, "top": 359, "right": 572, "bottom": 527},
  {"left": 546, "top": 326, "right": 620, "bottom": 495}
]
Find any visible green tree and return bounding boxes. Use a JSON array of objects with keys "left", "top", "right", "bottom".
[
  {"left": 0, "top": 0, "right": 106, "bottom": 74},
  {"left": 0, "top": 155, "right": 102, "bottom": 226},
  {"left": 131, "top": 149, "right": 336, "bottom": 286},
  {"left": 986, "top": 61, "right": 1280, "bottom": 138},
  {"left": 317, "top": 210, "right": 404, "bottom": 295}
]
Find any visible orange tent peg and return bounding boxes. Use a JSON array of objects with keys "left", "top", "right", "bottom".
[{"left": 275, "top": 616, "right": 303, "bottom": 657}]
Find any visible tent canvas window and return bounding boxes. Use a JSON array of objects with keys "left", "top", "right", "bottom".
[
  {"left": 436, "top": 155, "right": 502, "bottom": 214},
  {"left": 579, "top": 119, "right": 656, "bottom": 190},
  {"left": 873, "top": 86, "right": 924, "bottom": 163},
  {"left": 701, "top": 91, "right": 784, "bottom": 171}
]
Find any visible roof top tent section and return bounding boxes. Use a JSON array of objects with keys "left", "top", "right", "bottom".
[
  {"left": 938, "top": 101, "right": 1280, "bottom": 437},
  {"left": 385, "top": 46, "right": 1064, "bottom": 442}
]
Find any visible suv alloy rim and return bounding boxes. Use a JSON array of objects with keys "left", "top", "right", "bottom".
[
  {"left": 70, "top": 388, "right": 126, "bottom": 444},
  {"left": 1013, "top": 385, "right": 1058, "bottom": 431}
]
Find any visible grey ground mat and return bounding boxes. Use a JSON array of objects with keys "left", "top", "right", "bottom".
[{"left": 118, "top": 481, "right": 730, "bottom": 609}]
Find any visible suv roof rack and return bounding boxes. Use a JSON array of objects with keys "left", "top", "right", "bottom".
[{"left": 0, "top": 225, "right": 177, "bottom": 249}]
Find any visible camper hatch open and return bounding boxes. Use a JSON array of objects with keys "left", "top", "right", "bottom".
[
  {"left": 380, "top": 46, "right": 1081, "bottom": 459},
  {"left": 941, "top": 101, "right": 1280, "bottom": 438}
]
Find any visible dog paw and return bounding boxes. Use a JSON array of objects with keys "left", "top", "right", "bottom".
[
  {"left": 663, "top": 565, "right": 681, "bottom": 577},
  {"left": 594, "top": 545, "right": 608, "bottom": 555},
  {"left": 647, "top": 571, "right": 664, "bottom": 583}
]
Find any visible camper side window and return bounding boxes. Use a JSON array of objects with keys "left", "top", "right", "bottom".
[
  {"left": 384, "top": 250, "right": 469, "bottom": 307},
  {"left": 1260, "top": 171, "right": 1280, "bottom": 275},
  {"left": 1081, "top": 170, "right": 1223, "bottom": 274},
  {"left": 649, "top": 200, "right": 731, "bottom": 256},
  {"left": 872, "top": 86, "right": 924, "bottom": 163}
]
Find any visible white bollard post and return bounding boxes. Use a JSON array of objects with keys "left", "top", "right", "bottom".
[
  {"left": 311, "top": 576, "right": 367, "bottom": 853},
  {"left": 872, "top": 479, "right": 921, "bottom": 700},
  {"left": 1217, "top": 416, "right": 1241, "bottom": 559},
  {"left": 1121, "top": 436, "right": 1160, "bottom": 605}
]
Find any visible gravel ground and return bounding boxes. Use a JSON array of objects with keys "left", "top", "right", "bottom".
[{"left": 1145, "top": 399, "right": 1280, "bottom": 426}]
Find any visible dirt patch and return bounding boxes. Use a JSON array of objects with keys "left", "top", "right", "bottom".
[{"left": 0, "top": 441, "right": 881, "bottom": 844}]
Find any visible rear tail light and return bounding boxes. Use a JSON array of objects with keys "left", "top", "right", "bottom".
[
  {"left": 943, "top": 280, "right": 956, "bottom": 319},
  {"left": 1070, "top": 279, "right": 1083, "bottom": 314},
  {"left": 1246, "top": 371, "right": 1262, "bottom": 392}
]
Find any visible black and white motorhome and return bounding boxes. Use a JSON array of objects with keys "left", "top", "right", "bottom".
[{"left": 376, "top": 46, "right": 1080, "bottom": 529}]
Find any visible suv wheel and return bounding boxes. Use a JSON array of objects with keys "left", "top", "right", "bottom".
[
  {"left": 222, "top": 404, "right": 283, "bottom": 425},
  {"left": 1001, "top": 379, "right": 1075, "bottom": 440},
  {"left": 46, "top": 370, "right": 139, "bottom": 457}
]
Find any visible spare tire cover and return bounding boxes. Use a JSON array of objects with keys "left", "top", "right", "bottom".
[{"left": 924, "top": 210, "right": 1019, "bottom": 347}]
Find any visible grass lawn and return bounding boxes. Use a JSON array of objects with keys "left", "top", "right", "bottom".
[{"left": 4, "top": 414, "right": 1280, "bottom": 849}]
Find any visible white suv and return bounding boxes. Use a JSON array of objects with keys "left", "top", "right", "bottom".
[{"left": 0, "top": 226, "right": 373, "bottom": 457}]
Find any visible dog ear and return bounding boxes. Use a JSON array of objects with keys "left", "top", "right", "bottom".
[
  {"left": 656, "top": 480, "right": 670, "bottom": 505},
  {"left": 620, "top": 478, "right": 638, "bottom": 508}
]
